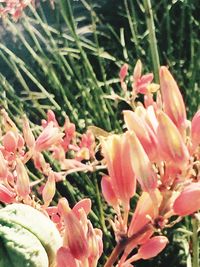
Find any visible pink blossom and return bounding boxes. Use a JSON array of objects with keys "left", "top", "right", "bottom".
[
  {"left": 173, "top": 182, "right": 200, "bottom": 216},
  {"left": 160, "top": 66, "right": 186, "bottom": 133}
]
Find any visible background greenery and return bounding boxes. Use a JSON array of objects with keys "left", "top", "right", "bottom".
[{"left": 0, "top": 0, "right": 199, "bottom": 266}]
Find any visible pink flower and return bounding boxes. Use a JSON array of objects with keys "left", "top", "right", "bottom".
[
  {"left": 124, "top": 109, "right": 158, "bottom": 161},
  {"left": 15, "top": 158, "right": 30, "bottom": 199},
  {"left": 0, "top": 150, "right": 8, "bottom": 180},
  {"left": 101, "top": 133, "right": 136, "bottom": 208},
  {"left": 57, "top": 247, "right": 78, "bottom": 267},
  {"left": 156, "top": 111, "right": 189, "bottom": 168},
  {"left": 58, "top": 198, "right": 89, "bottom": 260},
  {"left": 101, "top": 175, "right": 118, "bottom": 209},
  {"left": 159, "top": 66, "right": 186, "bottom": 133},
  {"left": 0, "top": 184, "right": 15, "bottom": 203},
  {"left": 22, "top": 116, "right": 35, "bottom": 148},
  {"left": 191, "top": 109, "right": 200, "bottom": 149},
  {"left": 35, "top": 122, "right": 64, "bottom": 152},
  {"left": 132, "top": 60, "right": 154, "bottom": 94},
  {"left": 173, "top": 182, "right": 200, "bottom": 216},
  {"left": 119, "top": 63, "right": 129, "bottom": 91},
  {"left": 137, "top": 236, "right": 168, "bottom": 259},
  {"left": 127, "top": 131, "right": 157, "bottom": 192},
  {"left": 2, "top": 131, "right": 18, "bottom": 153},
  {"left": 42, "top": 171, "right": 56, "bottom": 207}
]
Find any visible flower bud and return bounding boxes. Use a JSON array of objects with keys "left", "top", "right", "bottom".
[
  {"left": 127, "top": 131, "right": 157, "bottom": 192},
  {"left": 0, "top": 184, "right": 15, "bottom": 203},
  {"left": 42, "top": 172, "right": 56, "bottom": 207},
  {"left": 157, "top": 111, "right": 189, "bottom": 167},
  {"left": 101, "top": 175, "right": 118, "bottom": 208},
  {"left": 23, "top": 116, "right": 35, "bottom": 148},
  {"left": 137, "top": 236, "right": 168, "bottom": 259},
  {"left": 191, "top": 109, "right": 200, "bottom": 149},
  {"left": 173, "top": 182, "right": 200, "bottom": 216},
  {"left": 56, "top": 247, "right": 78, "bottom": 267},
  {"left": 159, "top": 66, "right": 186, "bottom": 133},
  {"left": 16, "top": 158, "right": 30, "bottom": 198},
  {"left": 58, "top": 198, "right": 89, "bottom": 260},
  {"left": 3, "top": 131, "right": 18, "bottom": 153}
]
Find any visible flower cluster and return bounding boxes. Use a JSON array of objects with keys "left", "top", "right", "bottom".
[
  {"left": 0, "top": 108, "right": 96, "bottom": 207},
  {"left": 0, "top": 60, "right": 200, "bottom": 267},
  {"left": 0, "top": 0, "right": 34, "bottom": 20},
  {"left": 99, "top": 61, "right": 200, "bottom": 266}
]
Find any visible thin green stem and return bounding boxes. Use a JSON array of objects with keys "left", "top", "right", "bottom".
[
  {"left": 94, "top": 174, "right": 107, "bottom": 235},
  {"left": 143, "top": 0, "right": 160, "bottom": 83},
  {"left": 192, "top": 217, "right": 199, "bottom": 267}
]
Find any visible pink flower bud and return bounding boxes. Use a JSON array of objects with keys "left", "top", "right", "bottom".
[
  {"left": 101, "top": 175, "right": 118, "bottom": 208},
  {"left": 101, "top": 133, "right": 136, "bottom": 208},
  {"left": 124, "top": 110, "right": 158, "bottom": 161},
  {"left": 0, "top": 151, "right": 8, "bottom": 179},
  {"left": 132, "top": 60, "right": 154, "bottom": 94},
  {"left": 35, "top": 122, "right": 64, "bottom": 151},
  {"left": 58, "top": 198, "right": 89, "bottom": 260},
  {"left": 47, "top": 109, "right": 59, "bottom": 127},
  {"left": 137, "top": 236, "right": 168, "bottom": 259},
  {"left": 119, "top": 64, "right": 129, "bottom": 82},
  {"left": 0, "top": 184, "right": 15, "bottom": 203},
  {"left": 3, "top": 131, "right": 18, "bottom": 152},
  {"left": 133, "top": 60, "right": 142, "bottom": 81},
  {"left": 16, "top": 158, "right": 30, "bottom": 198},
  {"left": 159, "top": 66, "right": 186, "bottom": 133},
  {"left": 173, "top": 182, "right": 200, "bottom": 216},
  {"left": 23, "top": 116, "right": 35, "bottom": 148},
  {"left": 87, "top": 222, "right": 101, "bottom": 265},
  {"left": 42, "top": 172, "right": 56, "bottom": 207},
  {"left": 191, "top": 109, "right": 200, "bottom": 149},
  {"left": 72, "top": 198, "right": 91, "bottom": 219},
  {"left": 157, "top": 111, "right": 189, "bottom": 167},
  {"left": 127, "top": 131, "right": 157, "bottom": 192},
  {"left": 57, "top": 247, "right": 78, "bottom": 267}
]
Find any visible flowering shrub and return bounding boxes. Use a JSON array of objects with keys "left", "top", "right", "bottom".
[{"left": 0, "top": 60, "right": 200, "bottom": 266}]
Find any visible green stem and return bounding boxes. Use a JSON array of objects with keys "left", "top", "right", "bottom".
[
  {"left": 94, "top": 174, "right": 107, "bottom": 235},
  {"left": 143, "top": 0, "right": 160, "bottom": 83},
  {"left": 192, "top": 217, "right": 199, "bottom": 267}
]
